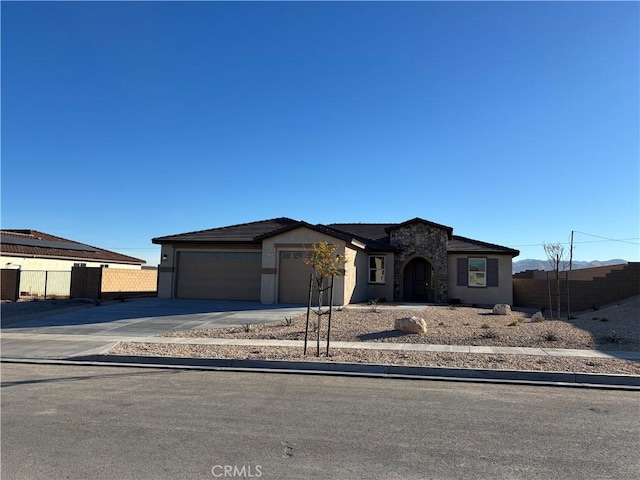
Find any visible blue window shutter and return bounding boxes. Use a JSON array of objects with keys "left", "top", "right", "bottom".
[
  {"left": 457, "top": 258, "right": 468, "bottom": 286},
  {"left": 487, "top": 258, "right": 499, "bottom": 287}
]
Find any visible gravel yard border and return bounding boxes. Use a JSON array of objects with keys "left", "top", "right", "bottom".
[
  {"left": 110, "top": 342, "right": 640, "bottom": 375},
  {"left": 112, "top": 297, "right": 640, "bottom": 376},
  {"left": 162, "top": 297, "right": 640, "bottom": 351}
]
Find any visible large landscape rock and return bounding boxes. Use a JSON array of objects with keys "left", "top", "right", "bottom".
[
  {"left": 492, "top": 304, "right": 512, "bottom": 315},
  {"left": 394, "top": 316, "right": 427, "bottom": 334},
  {"left": 531, "top": 311, "right": 545, "bottom": 322}
]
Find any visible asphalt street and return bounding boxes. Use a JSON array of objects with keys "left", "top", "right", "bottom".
[{"left": 2, "top": 363, "right": 638, "bottom": 480}]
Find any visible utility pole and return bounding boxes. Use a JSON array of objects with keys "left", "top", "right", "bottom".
[{"left": 567, "top": 231, "right": 574, "bottom": 320}]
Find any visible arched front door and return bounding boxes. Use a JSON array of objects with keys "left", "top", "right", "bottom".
[{"left": 403, "top": 257, "right": 434, "bottom": 302}]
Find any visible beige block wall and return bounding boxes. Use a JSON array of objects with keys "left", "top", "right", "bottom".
[
  {"left": 447, "top": 254, "right": 514, "bottom": 305},
  {"left": 261, "top": 227, "right": 348, "bottom": 304},
  {"left": 1, "top": 255, "right": 141, "bottom": 271},
  {"left": 101, "top": 268, "right": 157, "bottom": 293}
]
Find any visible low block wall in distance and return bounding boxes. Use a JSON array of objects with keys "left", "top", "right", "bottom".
[{"left": 513, "top": 263, "right": 640, "bottom": 312}]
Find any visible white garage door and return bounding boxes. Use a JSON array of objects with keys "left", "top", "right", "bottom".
[
  {"left": 176, "top": 251, "right": 262, "bottom": 300},
  {"left": 278, "top": 251, "right": 315, "bottom": 304}
]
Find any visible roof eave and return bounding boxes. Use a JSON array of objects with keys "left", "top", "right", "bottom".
[
  {"left": 0, "top": 251, "right": 145, "bottom": 264},
  {"left": 447, "top": 249, "right": 520, "bottom": 257}
]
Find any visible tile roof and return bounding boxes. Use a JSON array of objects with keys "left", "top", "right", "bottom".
[
  {"left": 448, "top": 235, "right": 520, "bottom": 256},
  {"left": 152, "top": 218, "right": 519, "bottom": 256},
  {"left": 152, "top": 218, "right": 302, "bottom": 243},
  {"left": 1, "top": 230, "right": 146, "bottom": 264},
  {"left": 325, "top": 224, "right": 396, "bottom": 251}
]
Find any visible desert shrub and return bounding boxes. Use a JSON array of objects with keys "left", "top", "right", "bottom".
[
  {"left": 605, "top": 330, "right": 620, "bottom": 343},
  {"left": 480, "top": 329, "right": 499, "bottom": 339},
  {"left": 367, "top": 298, "right": 379, "bottom": 312}
]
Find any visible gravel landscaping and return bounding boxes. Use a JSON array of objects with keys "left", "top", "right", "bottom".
[
  {"left": 5, "top": 294, "right": 637, "bottom": 374},
  {"left": 111, "top": 342, "right": 640, "bottom": 375},
  {"left": 162, "top": 298, "right": 640, "bottom": 351},
  {"left": 111, "top": 296, "right": 640, "bottom": 375}
]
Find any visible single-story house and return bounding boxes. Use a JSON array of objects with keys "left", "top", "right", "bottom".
[
  {"left": 153, "top": 217, "right": 519, "bottom": 306},
  {"left": 1, "top": 229, "right": 146, "bottom": 270}
]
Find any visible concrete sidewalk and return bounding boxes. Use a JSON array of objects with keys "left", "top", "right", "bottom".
[
  {"left": 3, "top": 333, "right": 639, "bottom": 388},
  {"left": 3, "top": 331, "right": 640, "bottom": 360}
]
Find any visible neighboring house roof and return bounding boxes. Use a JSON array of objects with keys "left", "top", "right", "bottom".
[
  {"left": 1, "top": 229, "right": 146, "bottom": 265},
  {"left": 448, "top": 235, "right": 520, "bottom": 257},
  {"left": 153, "top": 217, "right": 519, "bottom": 256}
]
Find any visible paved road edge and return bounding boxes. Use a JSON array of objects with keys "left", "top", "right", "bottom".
[{"left": 2, "top": 354, "right": 639, "bottom": 390}]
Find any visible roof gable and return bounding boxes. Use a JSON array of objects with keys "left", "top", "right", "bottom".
[
  {"left": 385, "top": 217, "right": 453, "bottom": 238},
  {"left": 152, "top": 218, "right": 303, "bottom": 244},
  {"left": 153, "top": 218, "right": 370, "bottom": 247}
]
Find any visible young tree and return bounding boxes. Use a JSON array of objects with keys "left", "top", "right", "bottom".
[
  {"left": 543, "top": 242, "right": 568, "bottom": 320},
  {"left": 303, "top": 242, "right": 346, "bottom": 356}
]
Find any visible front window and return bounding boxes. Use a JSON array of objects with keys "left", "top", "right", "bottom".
[
  {"left": 369, "top": 255, "right": 385, "bottom": 283},
  {"left": 468, "top": 258, "right": 486, "bottom": 287}
]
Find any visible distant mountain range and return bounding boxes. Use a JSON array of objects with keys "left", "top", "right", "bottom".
[{"left": 512, "top": 259, "right": 628, "bottom": 274}]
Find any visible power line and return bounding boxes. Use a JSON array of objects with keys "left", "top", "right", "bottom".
[
  {"left": 510, "top": 235, "right": 639, "bottom": 248},
  {"left": 510, "top": 240, "right": 639, "bottom": 248},
  {"left": 572, "top": 231, "right": 640, "bottom": 246}
]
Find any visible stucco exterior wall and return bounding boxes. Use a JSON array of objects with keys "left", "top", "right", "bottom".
[
  {"left": 344, "top": 247, "right": 360, "bottom": 304},
  {"left": 261, "top": 227, "right": 348, "bottom": 304},
  {"left": 447, "top": 254, "right": 514, "bottom": 305},
  {"left": 348, "top": 251, "right": 394, "bottom": 304},
  {"left": 157, "top": 244, "right": 176, "bottom": 298},
  {"left": 1, "top": 255, "right": 142, "bottom": 271}
]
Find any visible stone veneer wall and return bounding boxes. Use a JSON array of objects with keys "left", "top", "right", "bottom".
[{"left": 390, "top": 223, "right": 449, "bottom": 302}]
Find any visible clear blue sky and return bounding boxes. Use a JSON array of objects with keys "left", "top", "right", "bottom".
[{"left": 2, "top": 1, "right": 638, "bottom": 265}]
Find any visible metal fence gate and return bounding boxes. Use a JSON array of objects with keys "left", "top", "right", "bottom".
[{"left": 18, "top": 270, "right": 72, "bottom": 299}]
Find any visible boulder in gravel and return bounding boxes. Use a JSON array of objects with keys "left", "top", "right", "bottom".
[
  {"left": 531, "top": 311, "right": 545, "bottom": 322},
  {"left": 492, "top": 304, "right": 511, "bottom": 315},
  {"left": 394, "top": 316, "right": 427, "bottom": 334}
]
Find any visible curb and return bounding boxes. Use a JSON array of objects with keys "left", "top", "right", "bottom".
[{"left": 3, "top": 354, "right": 639, "bottom": 390}]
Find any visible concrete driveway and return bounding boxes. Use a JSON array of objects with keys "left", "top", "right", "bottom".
[{"left": 1, "top": 298, "right": 308, "bottom": 360}]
